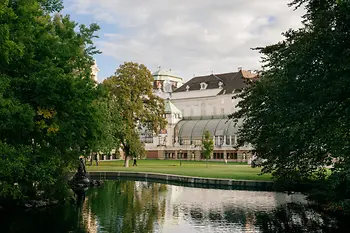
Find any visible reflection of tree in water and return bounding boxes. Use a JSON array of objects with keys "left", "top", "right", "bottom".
[
  {"left": 208, "top": 211, "right": 222, "bottom": 222},
  {"left": 177, "top": 202, "right": 348, "bottom": 233},
  {"left": 80, "top": 196, "right": 98, "bottom": 233},
  {"left": 180, "top": 204, "right": 258, "bottom": 232},
  {"left": 255, "top": 203, "right": 348, "bottom": 233},
  {"left": 82, "top": 180, "right": 167, "bottom": 233},
  {"left": 190, "top": 208, "right": 204, "bottom": 221},
  {"left": 187, "top": 206, "right": 252, "bottom": 224},
  {"left": 3, "top": 182, "right": 350, "bottom": 233}
]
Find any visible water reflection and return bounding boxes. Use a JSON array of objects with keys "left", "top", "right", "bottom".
[
  {"left": 1, "top": 180, "right": 348, "bottom": 233},
  {"left": 81, "top": 181, "right": 167, "bottom": 233},
  {"left": 158, "top": 185, "right": 306, "bottom": 233}
]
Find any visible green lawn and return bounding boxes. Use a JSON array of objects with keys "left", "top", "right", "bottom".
[{"left": 87, "top": 159, "right": 272, "bottom": 181}]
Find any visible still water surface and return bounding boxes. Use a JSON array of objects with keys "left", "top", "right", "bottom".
[{"left": 2, "top": 180, "right": 347, "bottom": 233}]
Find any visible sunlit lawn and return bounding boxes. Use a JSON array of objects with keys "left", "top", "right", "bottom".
[{"left": 87, "top": 159, "right": 272, "bottom": 181}]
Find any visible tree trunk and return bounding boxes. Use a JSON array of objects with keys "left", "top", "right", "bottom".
[
  {"left": 124, "top": 146, "right": 130, "bottom": 167},
  {"left": 124, "top": 156, "right": 129, "bottom": 167}
]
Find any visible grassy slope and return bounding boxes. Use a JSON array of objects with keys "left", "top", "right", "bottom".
[{"left": 87, "top": 160, "right": 272, "bottom": 181}]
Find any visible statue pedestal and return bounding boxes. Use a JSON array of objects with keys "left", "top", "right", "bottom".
[{"left": 70, "top": 158, "right": 103, "bottom": 192}]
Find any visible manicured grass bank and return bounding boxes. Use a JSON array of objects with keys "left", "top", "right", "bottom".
[{"left": 87, "top": 160, "right": 272, "bottom": 181}]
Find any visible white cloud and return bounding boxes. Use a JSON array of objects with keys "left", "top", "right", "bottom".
[{"left": 66, "top": 0, "right": 304, "bottom": 80}]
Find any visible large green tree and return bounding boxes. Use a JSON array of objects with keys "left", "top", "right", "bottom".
[
  {"left": 231, "top": 0, "right": 350, "bottom": 208},
  {"left": 103, "top": 62, "right": 167, "bottom": 167},
  {"left": 0, "top": 0, "right": 104, "bottom": 203}
]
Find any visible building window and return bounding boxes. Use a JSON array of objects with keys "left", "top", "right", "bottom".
[
  {"left": 221, "top": 108, "right": 225, "bottom": 114},
  {"left": 200, "top": 82, "right": 208, "bottom": 90},
  {"left": 158, "top": 137, "right": 166, "bottom": 146},
  {"left": 215, "top": 136, "right": 224, "bottom": 146},
  {"left": 226, "top": 136, "right": 231, "bottom": 145},
  {"left": 192, "top": 140, "right": 202, "bottom": 146},
  {"left": 177, "top": 152, "right": 181, "bottom": 159},
  {"left": 182, "top": 140, "right": 191, "bottom": 145},
  {"left": 165, "top": 152, "right": 174, "bottom": 159},
  {"left": 140, "top": 133, "right": 153, "bottom": 143},
  {"left": 213, "top": 153, "right": 224, "bottom": 159},
  {"left": 221, "top": 99, "right": 224, "bottom": 104},
  {"left": 227, "top": 153, "right": 238, "bottom": 159},
  {"left": 213, "top": 107, "right": 216, "bottom": 115},
  {"left": 190, "top": 108, "right": 193, "bottom": 116}
]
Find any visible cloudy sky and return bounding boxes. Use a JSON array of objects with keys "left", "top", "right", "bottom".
[{"left": 63, "top": 0, "right": 304, "bottom": 82}]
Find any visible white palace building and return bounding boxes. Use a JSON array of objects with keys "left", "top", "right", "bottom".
[{"left": 139, "top": 67, "right": 258, "bottom": 162}]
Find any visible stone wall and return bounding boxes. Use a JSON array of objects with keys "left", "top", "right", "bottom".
[{"left": 87, "top": 171, "right": 274, "bottom": 191}]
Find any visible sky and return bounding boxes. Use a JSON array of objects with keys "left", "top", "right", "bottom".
[{"left": 62, "top": 0, "right": 304, "bottom": 82}]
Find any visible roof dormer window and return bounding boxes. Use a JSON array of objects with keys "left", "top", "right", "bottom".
[
  {"left": 218, "top": 81, "right": 223, "bottom": 89},
  {"left": 200, "top": 82, "right": 208, "bottom": 90}
]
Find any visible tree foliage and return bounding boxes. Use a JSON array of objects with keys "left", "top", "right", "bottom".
[
  {"left": 202, "top": 130, "right": 214, "bottom": 167},
  {"left": 88, "top": 94, "right": 122, "bottom": 156},
  {"left": 230, "top": 0, "right": 350, "bottom": 208},
  {"left": 0, "top": 0, "right": 104, "bottom": 203},
  {"left": 103, "top": 62, "right": 167, "bottom": 167}
]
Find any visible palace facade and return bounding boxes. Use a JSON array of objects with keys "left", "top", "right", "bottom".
[
  {"left": 141, "top": 68, "right": 258, "bottom": 162},
  {"left": 91, "top": 63, "right": 257, "bottom": 163}
]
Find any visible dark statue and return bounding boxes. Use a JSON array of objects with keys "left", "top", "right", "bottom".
[
  {"left": 69, "top": 157, "right": 103, "bottom": 193},
  {"left": 77, "top": 157, "right": 86, "bottom": 178}
]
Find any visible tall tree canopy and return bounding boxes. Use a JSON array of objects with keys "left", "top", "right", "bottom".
[
  {"left": 0, "top": 0, "right": 105, "bottom": 203},
  {"left": 231, "top": 0, "right": 350, "bottom": 208},
  {"left": 103, "top": 62, "right": 167, "bottom": 167}
]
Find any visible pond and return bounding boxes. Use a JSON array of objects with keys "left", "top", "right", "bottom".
[{"left": 1, "top": 180, "right": 348, "bottom": 233}]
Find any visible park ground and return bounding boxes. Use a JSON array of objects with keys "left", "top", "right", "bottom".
[{"left": 87, "top": 159, "right": 272, "bottom": 181}]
